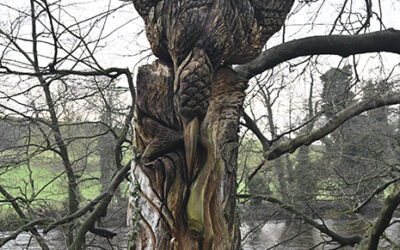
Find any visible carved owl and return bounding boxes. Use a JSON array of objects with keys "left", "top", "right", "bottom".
[
  {"left": 133, "top": 0, "right": 294, "bottom": 173},
  {"left": 133, "top": 0, "right": 293, "bottom": 120}
]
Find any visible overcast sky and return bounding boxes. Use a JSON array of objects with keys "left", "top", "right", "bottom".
[{"left": 1, "top": 0, "right": 400, "bottom": 132}]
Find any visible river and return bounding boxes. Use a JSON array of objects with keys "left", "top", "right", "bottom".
[
  {"left": 1, "top": 219, "right": 399, "bottom": 249},
  {"left": 241, "top": 218, "right": 400, "bottom": 249}
]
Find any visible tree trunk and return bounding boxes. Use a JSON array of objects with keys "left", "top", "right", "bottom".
[
  {"left": 363, "top": 184, "right": 400, "bottom": 250},
  {"left": 130, "top": 62, "right": 244, "bottom": 249},
  {"left": 128, "top": 0, "right": 294, "bottom": 249}
]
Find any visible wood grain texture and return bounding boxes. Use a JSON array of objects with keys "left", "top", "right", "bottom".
[{"left": 130, "top": 0, "right": 294, "bottom": 248}]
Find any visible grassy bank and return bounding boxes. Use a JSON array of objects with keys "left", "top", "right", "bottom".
[{"left": 0, "top": 154, "right": 104, "bottom": 230}]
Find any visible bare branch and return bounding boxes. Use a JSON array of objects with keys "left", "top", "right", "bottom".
[
  {"left": 238, "top": 194, "right": 364, "bottom": 247},
  {"left": 0, "top": 185, "right": 50, "bottom": 249},
  {"left": 236, "top": 29, "right": 400, "bottom": 80},
  {"left": 353, "top": 177, "right": 400, "bottom": 213},
  {"left": 241, "top": 109, "right": 271, "bottom": 151},
  {"left": 43, "top": 192, "right": 108, "bottom": 234},
  {"left": 265, "top": 92, "right": 400, "bottom": 161},
  {"left": 365, "top": 184, "right": 400, "bottom": 250},
  {"left": 68, "top": 161, "right": 131, "bottom": 250},
  {"left": 249, "top": 92, "right": 400, "bottom": 178},
  {"left": 0, "top": 218, "right": 49, "bottom": 247}
]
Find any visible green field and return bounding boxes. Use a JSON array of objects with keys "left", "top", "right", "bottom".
[{"left": 0, "top": 150, "right": 111, "bottom": 229}]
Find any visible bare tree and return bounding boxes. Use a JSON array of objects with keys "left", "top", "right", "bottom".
[{"left": 0, "top": 1, "right": 136, "bottom": 249}]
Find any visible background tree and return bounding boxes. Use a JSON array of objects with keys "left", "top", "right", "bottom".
[
  {"left": 0, "top": 1, "right": 136, "bottom": 249},
  {"left": 235, "top": 0, "right": 400, "bottom": 247}
]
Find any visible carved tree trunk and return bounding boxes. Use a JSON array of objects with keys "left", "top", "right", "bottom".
[{"left": 128, "top": 0, "right": 294, "bottom": 249}]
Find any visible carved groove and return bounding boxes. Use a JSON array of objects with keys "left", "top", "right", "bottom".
[{"left": 131, "top": 0, "right": 295, "bottom": 248}]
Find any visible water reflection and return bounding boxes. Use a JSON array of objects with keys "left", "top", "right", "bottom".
[
  {"left": 1, "top": 219, "right": 399, "bottom": 249},
  {"left": 241, "top": 218, "right": 400, "bottom": 250},
  {"left": 0, "top": 228, "right": 128, "bottom": 250},
  {"left": 0, "top": 230, "right": 64, "bottom": 250}
]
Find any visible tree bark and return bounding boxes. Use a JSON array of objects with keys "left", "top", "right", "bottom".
[
  {"left": 236, "top": 29, "right": 400, "bottom": 80},
  {"left": 129, "top": 0, "right": 294, "bottom": 248},
  {"left": 363, "top": 184, "right": 400, "bottom": 250},
  {"left": 130, "top": 62, "right": 245, "bottom": 249}
]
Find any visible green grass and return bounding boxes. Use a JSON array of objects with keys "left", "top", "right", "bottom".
[
  {"left": 80, "top": 170, "right": 102, "bottom": 200},
  {"left": 0, "top": 163, "right": 64, "bottom": 201},
  {"left": 0, "top": 161, "right": 103, "bottom": 214},
  {"left": 0, "top": 140, "right": 132, "bottom": 218}
]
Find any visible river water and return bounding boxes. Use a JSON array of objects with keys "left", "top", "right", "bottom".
[
  {"left": 1, "top": 219, "right": 399, "bottom": 249},
  {"left": 241, "top": 218, "right": 400, "bottom": 250},
  {"left": 0, "top": 227, "right": 129, "bottom": 249}
]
